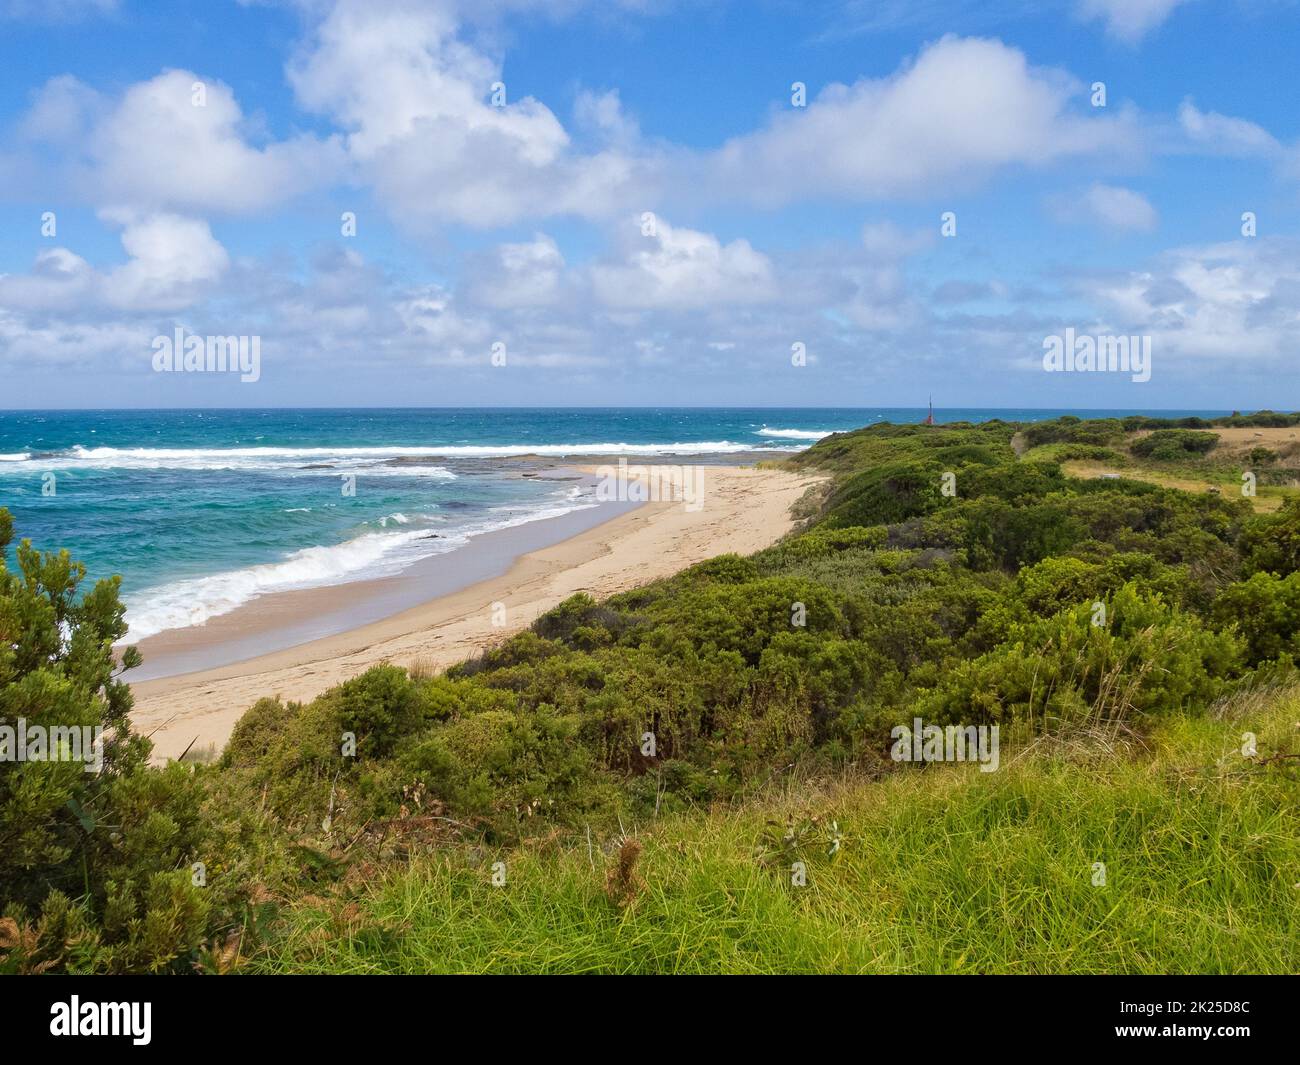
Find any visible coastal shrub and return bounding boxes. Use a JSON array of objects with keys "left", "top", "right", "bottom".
[
  {"left": 766, "top": 525, "right": 888, "bottom": 561},
  {"left": 1240, "top": 499, "right": 1300, "bottom": 577},
  {"left": 976, "top": 552, "right": 1200, "bottom": 642},
  {"left": 1130, "top": 429, "right": 1219, "bottom": 461},
  {"left": 1122, "top": 415, "right": 1214, "bottom": 431},
  {"left": 220, "top": 694, "right": 346, "bottom": 826},
  {"left": 959, "top": 499, "right": 1085, "bottom": 571},
  {"left": 685, "top": 553, "right": 760, "bottom": 584},
  {"left": 1212, "top": 572, "right": 1300, "bottom": 665},
  {"left": 397, "top": 705, "right": 606, "bottom": 836},
  {"left": 336, "top": 665, "right": 429, "bottom": 758},
  {"left": 531, "top": 593, "right": 640, "bottom": 647},
  {"left": 1021, "top": 417, "right": 1124, "bottom": 448},
  {"left": 920, "top": 585, "right": 1243, "bottom": 733},
  {"left": 1214, "top": 410, "right": 1300, "bottom": 428},
  {"left": 1025, "top": 443, "right": 1125, "bottom": 464},
  {"left": 822, "top": 461, "right": 946, "bottom": 527},
  {"left": 0, "top": 509, "right": 229, "bottom": 973},
  {"left": 959, "top": 461, "right": 1069, "bottom": 505}
]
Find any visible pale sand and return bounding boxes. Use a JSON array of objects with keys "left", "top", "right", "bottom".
[{"left": 129, "top": 464, "right": 822, "bottom": 761}]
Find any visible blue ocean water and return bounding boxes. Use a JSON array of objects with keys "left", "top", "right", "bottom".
[{"left": 0, "top": 407, "right": 1226, "bottom": 640}]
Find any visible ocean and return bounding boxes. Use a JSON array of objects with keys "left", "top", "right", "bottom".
[{"left": 0, "top": 407, "right": 1226, "bottom": 643}]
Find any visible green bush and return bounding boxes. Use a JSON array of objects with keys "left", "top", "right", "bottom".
[
  {"left": 921, "top": 585, "right": 1242, "bottom": 733},
  {"left": 1212, "top": 571, "right": 1300, "bottom": 665},
  {"left": 1131, "top": 429, "right": 1219, "bottom": 461},
  {"left": 1240, "top": 500, "right": 1300, "bottom": 577},
  {"left": 0, "top": 510, "right": 234, "bottom": 972}
]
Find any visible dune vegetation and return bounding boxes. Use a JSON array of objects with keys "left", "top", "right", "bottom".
[{"left": 3, "top": 412, "right": 1300, "bottom": 974}]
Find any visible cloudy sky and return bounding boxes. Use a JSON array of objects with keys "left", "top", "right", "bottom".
[{"left": 1, "top": 0, "right": 1298, "bottom": 409}]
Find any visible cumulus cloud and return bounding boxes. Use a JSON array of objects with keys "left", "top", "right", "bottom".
[
  {"left": 19, "top": 74, "right": 105, "bottom": 143},
  {"left": 101, "top": 212, "right": 231, "bottom": 310},
  {"left": 92, "top": 71, "right": 342, "bottom": 214},
  {"left": 0, "top": 20, "right": 1162, "bottom": 231},
  {"left": 704, "top": 36, "right": 1133, "bottom": 206},
  {"left": 590, "top": 219, "right": 776, "bottom": 310},
  {"left": 463, "top": 235, "right": 567, "bottom": 309},
  {"left": 1082, "top": 238, "right": 1300, "bottom": 363},
  {"left": 284, "top": 15, "right": 1139, "bottom": 225},
  {"left": 1177, "top": 100, "right": 1280, "bottom": 157},
  {"left": 0, "top": 213, "right": 228, "bottom": 313},
  {"left": 4, "top": 69, "right": 341, "bottom": 214},
  {"left": 1051, "top": 183, "right": 1158, "bottom": 232},
  {"left": 1078, "top": 0, "right": 1192, "bottom": 43},
  {"left": 286, "top": 0, "right": 652, "bottom": 227}
]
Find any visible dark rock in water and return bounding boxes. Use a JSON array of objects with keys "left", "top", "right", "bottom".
[
  {"left": 383, "top": 455, "right": 448, "bottom": 466},
  {"left": 302, "top": 463, "right": 336, "bottom": 469}
]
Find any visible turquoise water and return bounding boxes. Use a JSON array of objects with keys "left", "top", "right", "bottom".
[{"left": 0, "top": 407, "right": 1225, "bottom": 639}]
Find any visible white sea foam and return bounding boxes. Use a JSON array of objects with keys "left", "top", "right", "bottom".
[
  {"left": 755, "top": 428, "right": 836, "bottom": 440},
  {"left": 4, "top": 446, "right": 458, "bottom": 479},
  {"left": 0, "top": 440, "right": 806, "bottom": 476},
  {"left": 393, "top": 441, "right": 766, "bottom": 457},
  {"left": 122, "top": 528, "right": 438, "bottom": 641},
  {"left": 121, "top": 488, "right": 600, "bottom": 641}
]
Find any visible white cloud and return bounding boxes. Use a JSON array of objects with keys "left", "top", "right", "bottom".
[
  {"left": 464, "top": 235, "right": 566, "bottom": 309},
  {"left": 0, "top": 313, "right": 148, "bottom": 378},
  {"left": 0, "top": 247, "right": 95, "bottom": 312},
  {"left": 1061, "top": 183, "right": 1158, "bottom": 232},
  {"left": 1177, "top": 100, "right": 1280, "bottom": 157},
  {"left": 0, "top": 213, "right": 228, "bottom": 313},
  {"left": 573, "top": 88, "right": 641, "bottom": 147},
  {"left": 287, "top": 0, "right": 649, "bottom": 227},
  {"left": 92, "top": 70, "right": 341, "bottom": 214},
  {"left": 19, "top": 74, "right": 104, "bottom": 142},
  {"left": 1083, "top": 238, "right": 1300, "bottom": 363},
  {"left": 705, "top": 36, "right": 1132, "bottom": 206},
  {"left": 100, "top": 212, "right": 230, "bottom": 310},
  {"left": 5, "top": 69, "right": 341, "bottom": 214},
  {"left": 1078, "top": 0, "right": 1191, "bottom": 43},
  {"left": 860, "top": 221, "right": 934, "bottom": 258},
  {"left": 591, "top": 219, "right": 776, "bottom": 310}
]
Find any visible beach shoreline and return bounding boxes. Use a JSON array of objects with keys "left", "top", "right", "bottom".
[{"left": 128, "top": 462, "right": 822, "bottom": 762}]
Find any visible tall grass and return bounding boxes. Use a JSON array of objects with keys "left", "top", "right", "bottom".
[{"left": 250, "top": 690, "right": 1300, "bottom": 974}]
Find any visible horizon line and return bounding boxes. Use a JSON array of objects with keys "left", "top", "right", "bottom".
[{"left": 0, "top": 404, "right": 1261, "bottom": 415}]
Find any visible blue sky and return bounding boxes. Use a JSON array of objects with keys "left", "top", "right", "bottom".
[{"left": 1, "top": 0, "right": 1299, "bottom": 409}]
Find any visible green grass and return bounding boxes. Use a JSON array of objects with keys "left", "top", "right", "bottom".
[{"left": 250, "top": 685, "right": 1300, "bottom": 974}]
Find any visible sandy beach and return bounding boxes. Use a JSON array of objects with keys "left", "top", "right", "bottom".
[{"left": 128, "top": 463, "right": 822, "bottom": 761}]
